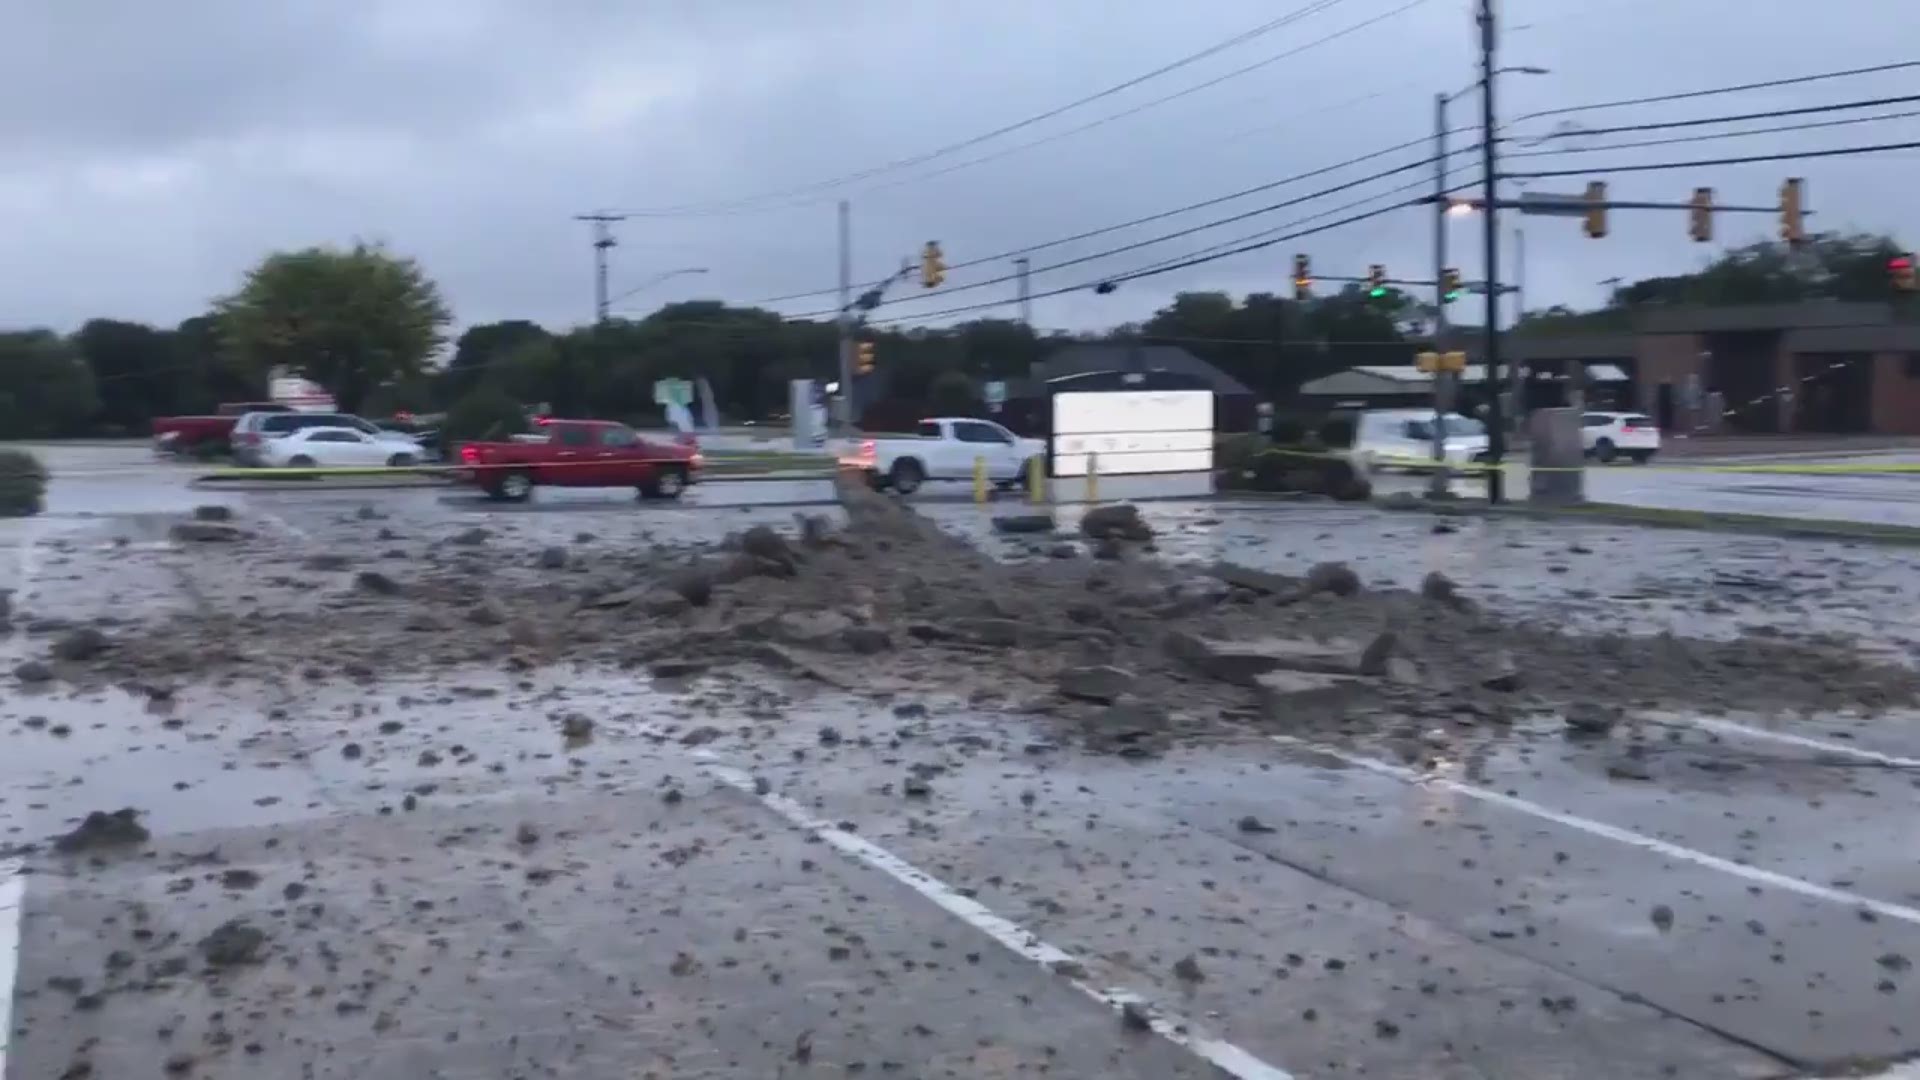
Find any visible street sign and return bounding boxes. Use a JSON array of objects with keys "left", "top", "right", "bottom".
[
  {"left": 984, "top": 380, "right": 1007, "bottom": 413},
  {"left": 653, "top": 378, "right": 694, "bottom": 408}
]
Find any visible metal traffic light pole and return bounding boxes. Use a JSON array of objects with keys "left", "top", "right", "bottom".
[
  {"left": 1478, "top": 0, "right": 1506, "bottom": 504},
  {"left": 1430, "top": 92, "right": 1453, "bottom": 495}
]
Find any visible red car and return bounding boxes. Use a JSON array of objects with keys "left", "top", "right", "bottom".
[
  {"left": 457, "top": 418, "right": 701, "bottom": 502},
  {"left": 151, "top": 402, "right": 291, "bottom": 455}
]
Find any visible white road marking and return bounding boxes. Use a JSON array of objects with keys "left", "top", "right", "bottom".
[
  {"left": 703, "top": 763, "right": 1296, "bottom": 1080},
  {"left": 1271, "top": 735, "right": 1920, "bottom": 928},
  {"left": 1660, "top": 713, "right": 1920, "bottom": 769},
  {"left": 0, "top": 857, "right": 24, "bottom": 1076}
]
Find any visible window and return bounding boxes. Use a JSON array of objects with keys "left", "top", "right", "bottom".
[
  {"left": 1442, "top": 416, "right": 1485, "bottom": 437},
  {"left": 1582, "top": 414, "right": 1610, "bottom": 427},
  {"left": 1403, "top": 420, "right": 1433, "bottom": 441},
  {"left": 307, "top": 430, "right": 361, "bottom": 444},
  {"left": 598, "top": 426, "right": 638, "bottom": 447},
  {"left": 917, "top": 421, "right": 942, "bottom": 438},
  {"left": 556, "top": 425, "right": 592, "bottom": 447},
  {"left": 953, "top": 421, "right": 1004, "bottom": 444}
]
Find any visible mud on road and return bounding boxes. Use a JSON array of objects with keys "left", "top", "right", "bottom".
[{"left": 5, "top": 475, "right": 1920, "bottom": 1078}]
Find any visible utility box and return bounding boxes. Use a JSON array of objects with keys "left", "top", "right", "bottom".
[{"left": 1527, "top": 407, "right": 1585, "bottom": 506}]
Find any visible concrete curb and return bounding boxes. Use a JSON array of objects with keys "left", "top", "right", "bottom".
[{"left": 1376, "top": 496, "right": 1920, "bottom": 546}]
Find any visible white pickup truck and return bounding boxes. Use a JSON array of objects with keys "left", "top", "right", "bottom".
[{"left": 842, "top": 417, "right": 1047, "bottom": 495}]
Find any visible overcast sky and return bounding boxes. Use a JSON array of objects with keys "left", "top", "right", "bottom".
[{"left": 3, "top": 0, "right": 1912, "bottom": 338}]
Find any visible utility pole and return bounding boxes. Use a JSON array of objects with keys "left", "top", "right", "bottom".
[
  {"left": 1477, "top": 0, "right": 1506, "bottom": 503},
  {"left": 1512, "top": 223, "right": 1530, "bottom": 419},
  {"left": 836, "top": 200, "right": 854, "bottom": 436},
  {"left": 574, "top": 213, "right": 625, "bottom": 324},
  {"left": 1429, "top": 92, "right": 1452, "bottom": 495},
  {"left": 1015, "top": 257, "right": 1032, "bottom": 327}
]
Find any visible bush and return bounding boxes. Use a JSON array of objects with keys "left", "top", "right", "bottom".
[
  {"left": 1215, "top": 432, "right": 1270, "bottom": 473},
  {"left": 0, "top": 449, "right": 48, "bottom": 517},
  {"left": 1317, "top": 416, "right": 1356, "bottom": 449},
  {"left": 1221, "top": 446, "right": 1370, "bottom": 501},
  {"left": 442, "top": 385, "right": 529, "bottom": 451},
  {"left": 1269, "top": 417, "right": 1309, "bottom": 446}
]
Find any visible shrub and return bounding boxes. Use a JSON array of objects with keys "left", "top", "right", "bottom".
[
  {"left": 1215, "top": 432, "right": 1270, "bottom": 473},
  {"left": 0, "top": 449, "right": 48, "bottom": 517},
  {"left": 443, "top": 385, "right": 529, "bottom": 451},
  {"left": 1269, "top": 417, "right": 1309, "bottom": 446},
  {"left": 1317, "top": 416, "right": 1356, "bottom": 449}
]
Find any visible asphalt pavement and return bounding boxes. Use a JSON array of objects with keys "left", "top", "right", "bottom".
[{"left": 6, "top": 442, "right": 1920, "bottom": 1078}]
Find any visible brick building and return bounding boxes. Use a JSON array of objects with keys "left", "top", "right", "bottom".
[{"left": 1485, "top": 301, "right": 1920, "bottom": 435}]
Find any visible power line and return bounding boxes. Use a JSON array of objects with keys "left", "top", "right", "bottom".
[
  {"left": 726, "top": 0, "right": 1436, "bottom": 215},
  {"left": 753, "top": 128, "right": 1483, "bottom": 305},
  {"left": 607, "top": 0, "right": 1356, "bottom": 217},
  {"left": 867, "top": 195, "right": 1433, "bottom": 327},
  {"left": 1525, "top": 93, "right": 1920, "bottom": 140},
  {"left": 782, "top": 147, "right": 1477, "bottom": 319},
  {"left": 1502, "top": 139, "right": 1920, "bottom": 181},
  {"left": 1507, "top": 60, "right": 1920, "bottom": 127},
  {"left": 1506, "top": 108, "right": 1920, "bottom": 160}
]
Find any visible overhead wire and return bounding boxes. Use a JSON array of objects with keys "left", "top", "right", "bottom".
[
  {"left": 1505, "top": 108, "right": 1920, "bottom": 160},
  {"left": 1519, "top": 93, "right": 1920, "bottom": 140},
  {"left": 751, "top": 127, "right": 1483, "bottom": 305},
  {"left": 1506, "top": 60, "right": 1920, "bottom": 127},
  {"left": 778, "top": 143, "right": 1482, "bottom": 319},
  {"left": 606, "top": 0, "right": 1357, "bottom": 217},
  {"left": 1502, "top": 139, "right": 1920, "bottom": 181}
]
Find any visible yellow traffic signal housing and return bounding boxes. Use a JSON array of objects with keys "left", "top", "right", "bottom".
[
  {"left": 1415, "top": 350, "right": 1467, "bottom": 374},
  {"left": 1292, "top": 253, "right": 1312, "bottom": 300},
  {"left": 1441, "top": 267, "right": 1463, "bottom": 301},
  {"left": 1780, "top": 178, "right": 1806, "bottom": 246},
  {"left": 1688, "top": 187, "right": 1713, "bottom": 243},
  {"left": 855, "top": 341, "right": 876, "bottom": 375},
  {"left": 920, "top": 241, "right": 946, "bottom": 288},
  {"left": 1583, "top": 181, "right": 1608, "bottom": 239},
  {"left": 1415, "top": 351, "right": 1438, "bottom": 373},
  {"left": 1366, "top": 264, "right": 1387, "bottom": 297}
]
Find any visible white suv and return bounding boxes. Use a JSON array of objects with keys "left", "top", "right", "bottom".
[{"left": 1581, "top": 412, "right": 1660, "bottom": 464}]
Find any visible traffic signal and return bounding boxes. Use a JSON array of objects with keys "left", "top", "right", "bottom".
[
  {"left": 1583, "top": 181, "right": 1608, "bottom": 239},
  {"left": 1366, "top": 264, "right": 1387, "bottom": 297},
  {"left": 1441, "top": 267, "right": 1463, "bottom": 302},
  {"left": 1292, "top": 253, "right": 1312, "bottom": 301},
  {"left": 1688, "top": 187, "right": 1714, "bottom": 243},
  {"left": 920, "top": 241, "right": 946, "bottom": 288},
  {"left": 855, "top": 341, "right": 876, "bottom": 375},
  {"left": 1892, "top": 255, "right": 1917, "bottom": 292},
  {"left": 1780, "top": 178, "right": 1806, "bottom": 246}
]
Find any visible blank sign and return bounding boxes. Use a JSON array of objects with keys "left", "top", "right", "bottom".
[{"left": 1051, "top": 390, "right": 1213, "bottom": 476}]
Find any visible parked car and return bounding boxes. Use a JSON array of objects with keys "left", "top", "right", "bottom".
[
  {"left": 1581, "top": 411, "right": 1660, "bottom": 463},
  {"left": 259, "top": 427, "right": 427, "bottom": 469},
  {"left": 150, "top": 401, "right": 291, "bottom": 456},
  {"left": 1350, "top": 409, "right": 1490, "bottom": 473},
  {"left": 841, "top": 417, "right": 1046, "bottom": 496},
  {"left": 230, "top": 411, "right": 421, "bottom": 466},
  {"left": 456, "top": 418, "right": 701, "bottom": 501}
]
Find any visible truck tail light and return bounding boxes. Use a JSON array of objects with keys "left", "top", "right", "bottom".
[{"left": 459, "top": 445, "right": 480, "bottom": 465}]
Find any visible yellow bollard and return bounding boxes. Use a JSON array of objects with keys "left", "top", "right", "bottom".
[
  {"left": 1027, "top": 454, "right": 1046, "bottom": 505},
  {"left": 1086, "top": 452, "right": 1099, "bottom": 504},
  {"left": 972, "top": 455, "right": 989, "bottom": 503}
]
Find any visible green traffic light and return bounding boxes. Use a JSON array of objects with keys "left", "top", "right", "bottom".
[{"left": 1369, "top": 287, "right": 1387, "bottom": 298}]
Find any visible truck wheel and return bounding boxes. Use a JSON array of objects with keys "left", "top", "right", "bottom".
[
  {"left": 497, "top": 470, "right": 533, "bottom": 502},
  {"left": 288, "top": 455, "right": 316, "bottom": 468},
  {"left": 640, "top": 467, "right": 688, "bottom": 500},
  {"left": 387, "top": 453, "right": 416, "bottom": 468},
  {"left": 889, "top": 459, "right": 924, "bottom": 495}
]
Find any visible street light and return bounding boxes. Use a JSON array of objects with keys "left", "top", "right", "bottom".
[{"left": 608, "top": 266, "right": 710, "bottom": 308}]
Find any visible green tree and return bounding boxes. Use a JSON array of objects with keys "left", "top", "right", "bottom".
[
  {"left": 440, "top": 320, "right": 550, "bottom": 404},
  {"left": 927, "top": 369, "right": 979, "bottom": 415},
  {"left": 216, "top": 242, "right": 451, "bottom": 413},
  {"left": 0, "top": 331, "right": 101, "bottom": 437},
  {"left": 72, "top": 319, "right": 177, "bottom": 432}
]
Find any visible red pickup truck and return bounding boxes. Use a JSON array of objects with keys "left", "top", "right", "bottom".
[
  {"left": 151, "top": 402, "right": 291, "bottom": 455},
  {"left": 457, "top": 418, "right": 701, "bottom": 502}
]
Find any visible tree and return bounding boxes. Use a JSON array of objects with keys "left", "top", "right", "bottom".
[
  {"left": 216, "top": 242, "right": 450, "bottom": 412},
  {"left": 441, "top": 320, "right": 550, "bottom": 403},
  {"left": 72, "top": 319, "right": 177, "bottom": 432},
  {"left": 0, "top": 331, "right": 100, "bottom": 438},
  {"left": 927, "top": 369, "right": 979, "bottom": 415}
]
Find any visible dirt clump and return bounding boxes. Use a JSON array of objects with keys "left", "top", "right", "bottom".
[
  {"left": 54, "top": 809, "right": 150, "bottom": 853},
  {"left": 198, "top": 919, "right": 268, "bottom": 967}
]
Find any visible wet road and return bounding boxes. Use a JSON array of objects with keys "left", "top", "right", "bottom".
[{"left": 6, "top": 444, "right": 1920, "bottom": 1077}]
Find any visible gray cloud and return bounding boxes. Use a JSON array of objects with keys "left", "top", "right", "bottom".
[{"left": 1, "top": 0, "right": 1911, "bottom": 337}]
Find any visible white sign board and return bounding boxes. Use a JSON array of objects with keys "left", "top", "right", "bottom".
[
  {"left": 1050, "top": 389, "right": 1213, "bottom": 476},
  {"left": 268, "top": 375, "right": 336, "bottom": 413}
]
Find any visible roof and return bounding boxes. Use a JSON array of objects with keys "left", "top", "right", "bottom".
[
  {"left": 1034, "top": 343, "right": 1253, "bottom": 396},
  {"left": 1301, "top": 363, "right": 1628, "bottom": 396}
]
